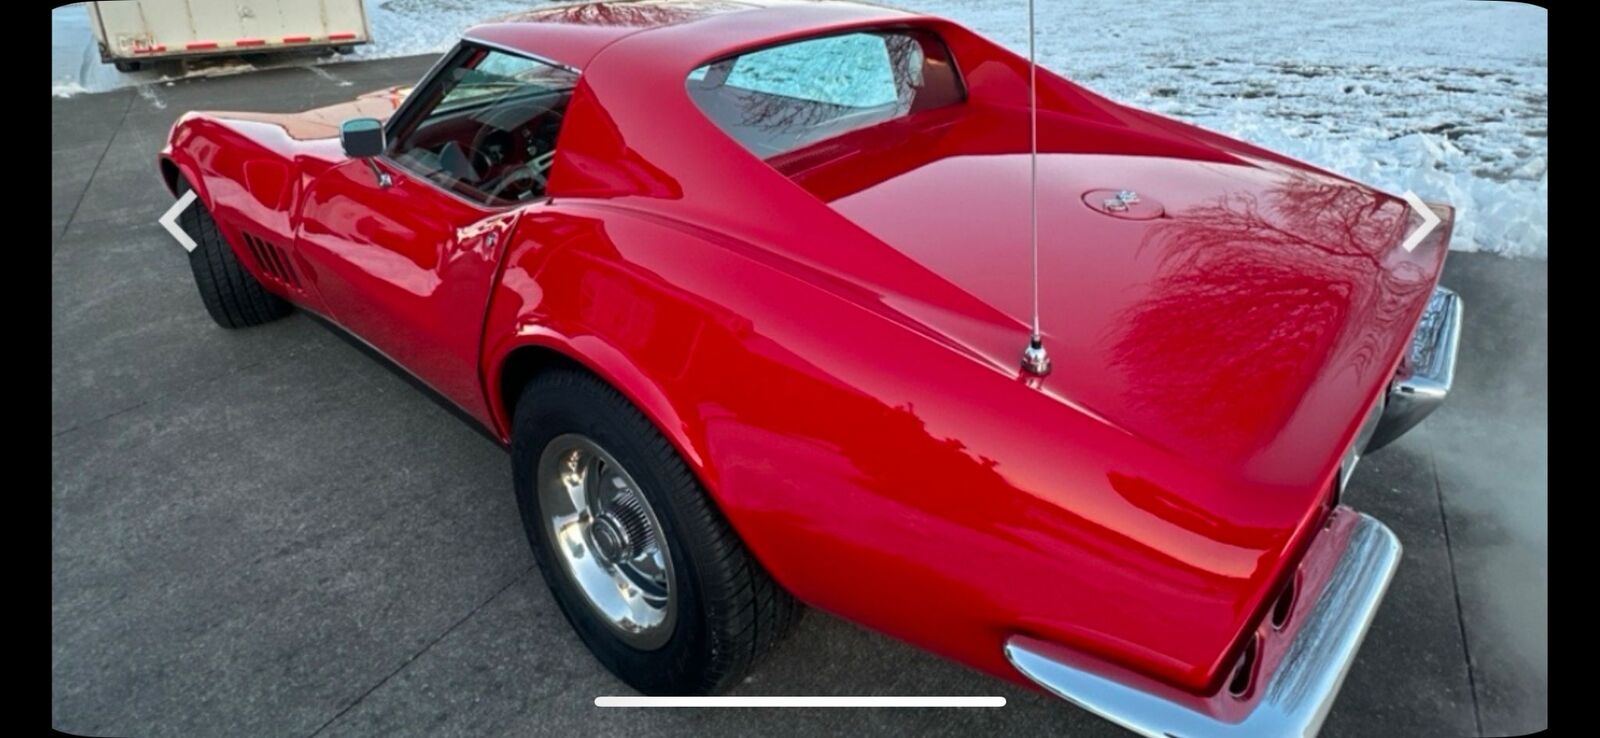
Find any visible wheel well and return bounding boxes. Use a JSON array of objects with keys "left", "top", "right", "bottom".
[
  {"left": 496, "top": 345, "right": 588, "bottom": 428},
  {"left": 497, "top": 344, "right": 761, "bottom": 590},
  {"left": 159, "top": 157, "right": 181, "bottom": 197}
]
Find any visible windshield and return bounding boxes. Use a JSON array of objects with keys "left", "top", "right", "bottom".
[{"left": 437, "top": 52, "right": 578, "bottom": 113}]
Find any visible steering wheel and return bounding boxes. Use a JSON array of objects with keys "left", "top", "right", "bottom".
[
  {"left": 469, "top": 127, "right": 515, "bottom": 178},
  {"left": 486, "top": 166, "right": 539, "bottom": 202},
  {"left": 485, "top": 151, "right": 556, "bottom": 202}
]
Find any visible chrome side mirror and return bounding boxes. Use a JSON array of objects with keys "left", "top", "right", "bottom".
[
  {"left": 340, "top": 117, "right": 391, "bottom": 188},
  {"left": 340, "top": 117, "right": 385, "bottom": 158}
]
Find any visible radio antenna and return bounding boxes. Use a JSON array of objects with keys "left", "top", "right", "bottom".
[{"left": 1020, "top": 0, "right": 1051, "bottom": 377}]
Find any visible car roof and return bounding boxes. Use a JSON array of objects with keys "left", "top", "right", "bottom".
[{"left": 463, "top": 0, "right": 917, "bottom": 70}]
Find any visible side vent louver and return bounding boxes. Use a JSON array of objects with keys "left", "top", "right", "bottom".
[{"left": 240, "top": 232, "right": 302, "bottom": 290}]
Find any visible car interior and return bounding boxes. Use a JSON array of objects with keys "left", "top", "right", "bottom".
[{"left": 390, "top": 47, "right": 579, "bottom": 205}]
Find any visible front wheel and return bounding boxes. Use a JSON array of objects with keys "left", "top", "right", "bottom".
[
  {"left": 176, "top": 180, "right": 291, "bottom": 329},
  {"left": 512, "top": 368, "right": 800, "bottom": 694}
]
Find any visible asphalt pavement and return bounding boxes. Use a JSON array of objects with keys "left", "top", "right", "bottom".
[{"left": 52, "top": 55, "right": 1548, "bottom": 737}]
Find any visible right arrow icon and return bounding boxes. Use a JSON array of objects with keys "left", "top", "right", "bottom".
[{"left": 1400, "top": 191, "right": 1441, "bottom": 253}]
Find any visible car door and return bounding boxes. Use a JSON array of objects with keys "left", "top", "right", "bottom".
[{"left": 294, "top": 43, "right": 579, "bottom": 426}]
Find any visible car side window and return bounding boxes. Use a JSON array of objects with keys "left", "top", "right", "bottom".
[
  {"left": 687, "top": 30, "right": 964, "bottom": 158},
  {"left": 387, "top": 45, "right": 580, "bottom": 206},
  {"left": 722, "top": 34, "right": 903, "bottom": 108}
]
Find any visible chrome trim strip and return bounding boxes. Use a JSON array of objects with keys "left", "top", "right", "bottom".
[
  {"left": 1004, "top": 513, "right": 1402, "bottom": 738},
  {"left": 459, "top": 34, "right": 583, "bottom": 74},
  {"left": 380, "top": 41, "right": 466, "bottom": 143},
  {"left": 1368, "top": 286, "right": 1463, "bottom": 451}
]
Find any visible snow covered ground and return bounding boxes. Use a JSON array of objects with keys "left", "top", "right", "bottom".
[
  {"left": 51, "top": 0, "right": 1546, "bottom": 258},
  {"left": 921, "top": 0, "right": 1548, "bottom": 259}
]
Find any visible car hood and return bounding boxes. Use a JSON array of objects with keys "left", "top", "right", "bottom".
[
  {"left": 198, "top": 85, "right": 413, "bottom": 141},
  {"left": 826, "top": 126, "right": 1448, "bottom": 493}
]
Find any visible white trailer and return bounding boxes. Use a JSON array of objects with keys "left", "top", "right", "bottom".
[{"left": 86, "top": 0, "right": 372, "bottom": 72}]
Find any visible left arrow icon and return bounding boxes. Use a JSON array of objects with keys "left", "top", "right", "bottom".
[{"left": 160, "top": 189, "right": 199, "bottom": 252}]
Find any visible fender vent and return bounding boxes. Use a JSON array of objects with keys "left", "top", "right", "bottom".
[{"left": 240, "top": 232, "right": 302, "bottom": 290}]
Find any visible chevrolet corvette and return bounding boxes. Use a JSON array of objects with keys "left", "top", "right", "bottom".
[{"left": 157, "top": 1, "right": 1462, "bottom": 735}]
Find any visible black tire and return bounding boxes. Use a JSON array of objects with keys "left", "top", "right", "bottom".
[
  {"left": 113, "top": 60, "right": 142, "bottom": 73},
  {"left": 176, "top": 180, "right": 292, "bottom": 329},
  {"left": 512, "top": 368, "right": 800, "bottom": 694}
]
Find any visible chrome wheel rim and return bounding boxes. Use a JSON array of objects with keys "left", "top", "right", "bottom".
[{"left": 537, "top": 434, "right": 675, "bottom": 649}]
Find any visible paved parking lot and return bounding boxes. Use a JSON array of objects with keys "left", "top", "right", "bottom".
[{"left": 52, "top": 56, "right": 1547, "bottom": 737}]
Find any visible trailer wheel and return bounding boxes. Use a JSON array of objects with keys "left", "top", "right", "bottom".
[
  {"left": 113, "top": 60, "right": 143, "bottom": 73},
  {"left": 333, "top": 45, "right": 355, "bottom": 55}
]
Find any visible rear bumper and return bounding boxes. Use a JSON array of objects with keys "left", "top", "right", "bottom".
[
  {"left": 1367, "top": 286, "right": 1463, "bottom": 452},
  {"left": 1005, "top": 508, "right": 1401, "bottom": 738}
]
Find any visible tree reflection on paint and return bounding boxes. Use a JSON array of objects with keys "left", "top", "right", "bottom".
[
  {"left": 1110, "top": 171, "right": 1430, "bottom": 452},
  {"left": 497, "top": 0, "right": 749, "bottom": 27}
]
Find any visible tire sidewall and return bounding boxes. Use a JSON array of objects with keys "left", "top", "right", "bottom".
[
  {"left": 511, "top": 375, "right": 713, "bottom": 694},
  {"left": 173, "top": 173, "right": 291, "bottom": 329}
]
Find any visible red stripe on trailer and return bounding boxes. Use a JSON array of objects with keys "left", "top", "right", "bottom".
[
  {"left": 187, "top": 41, "right": 218, "bottom": 50},
  {"left": 329, "top": 32, "right": 357, "bottom": 40},
  {"left": 236, "top": 38, "right": 266, "bottom": 47},
  {"left": 133, "top": 45, "right": 166, "bottom": 54},
  {"left": 282, "top": 35, "right": 311, "bottom": 43}
]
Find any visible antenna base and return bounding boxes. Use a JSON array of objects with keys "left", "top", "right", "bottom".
[{"left": 1022, "top": 339, "right": 1052, "bottom": 377}]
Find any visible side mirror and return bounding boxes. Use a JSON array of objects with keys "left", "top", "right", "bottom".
[
  {"left": 340, "top": 118, "right": 391, "bottom": 188},
  {"left": 340, "top": 117, "right": 385, "bottom": 158}
]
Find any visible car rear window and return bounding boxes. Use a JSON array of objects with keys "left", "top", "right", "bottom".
[{"left": 687, "top": 29, "right": 964, "bottom": 159}]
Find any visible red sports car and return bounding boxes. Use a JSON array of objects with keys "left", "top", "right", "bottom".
[{"left": 158, "top": 1, "right": 1462, "bottom": 735}]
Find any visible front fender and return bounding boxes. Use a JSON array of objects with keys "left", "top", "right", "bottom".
[{"left": 159, "top": 114, "right": 214, "bottom": 205}]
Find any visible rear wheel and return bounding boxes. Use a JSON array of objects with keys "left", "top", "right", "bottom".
[
  {"left": 512, "top": 368, "right": 800, "bottom": 694},
  {"left": 176, "top": 180, "right": 292, "bottom": 329}
]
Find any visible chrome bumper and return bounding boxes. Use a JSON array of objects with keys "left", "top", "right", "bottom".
[
  {"left": 1367, "top": 286, "right": 1463, "bottom": 452},
  {"left": 1005, "top": 511, "right": 1401, "bottom": 738}
]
